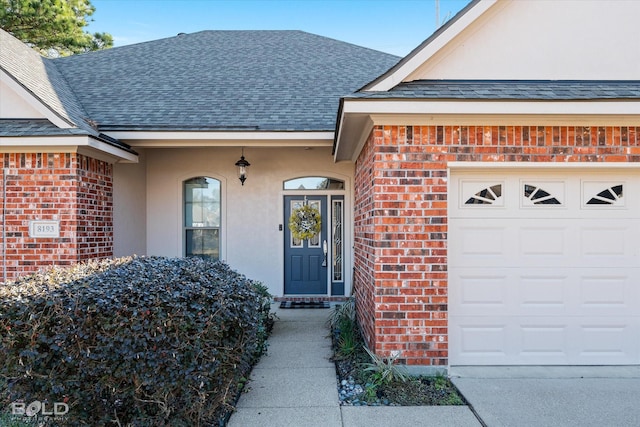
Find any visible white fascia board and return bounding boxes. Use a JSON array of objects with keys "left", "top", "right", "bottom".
[
  {"left": 0, "top": 69, "right": 73, "bottom": 129},
  {"left": 0, "top": 135, "right": 91, "bottom": 147},
  {"left": 343, "top": 99, "right": 640, "bottom": 118},
  {"left": 365, "top": 0, "right": 498, "bottom": 92},
  {"left": 0, "top": 135, "right": 138, "bottom": 163},
  {"left": 106, "top": 131, "right": 335, "bottom": 147},
  {"left": 449, "top": 161, "right": 640, "bottom": 170},
  {"left": 370, "top": 113, "right": 640, "bottom": 127}
]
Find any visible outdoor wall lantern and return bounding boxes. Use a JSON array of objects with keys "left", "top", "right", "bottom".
[{"left": 235, "top": 148, "right": 250, "bottom": 186}]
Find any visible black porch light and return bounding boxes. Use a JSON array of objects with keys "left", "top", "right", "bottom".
[{"left": 235, "top": 148, "right": 250, "bottom": 186}]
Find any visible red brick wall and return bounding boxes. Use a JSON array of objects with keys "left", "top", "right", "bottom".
[
  {"left": 354, "top": 125, "right": 640, "bottom": 367},
  {"left": 353, "top": 130, "right": 377, "bottom": 351},
  {"left": 1, "top": 153, "right": 113, "bottom": 282},
  {"left": 76, "top": 155, "right": 113, "bottom": 261}
]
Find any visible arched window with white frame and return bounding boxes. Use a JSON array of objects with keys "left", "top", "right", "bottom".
[{"left": 183, "top": 177, "right": 221, "bottom": 259}]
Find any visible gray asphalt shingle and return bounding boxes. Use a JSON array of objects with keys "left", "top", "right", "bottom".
[
  {"left": 0, "top": 119, "right": 91, "bottom": 136},
  {"left": 5, "top": 26, "right": 640, "bottom": 138},
  {"left": 53, "top": 30, "right": 401, "bottom": 132},
  {"left": 0, "top": 29, "right": 97, "bottom": 136},
  {"left": 351, "top": 80, "right": 640, "bottom": 100}
]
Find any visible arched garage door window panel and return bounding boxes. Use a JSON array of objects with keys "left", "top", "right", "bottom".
[
  {"left": 523, "top": 184, "right": 562, "bottom": 205},
  {"left": 586, "top": 184, "right": 624, "bottom": 206},
  {"left": 184, "top": 177, "right": 221, "bottom": 260},
  {"left": 464, "top": 184, "right": 502, "bottom": 205}
]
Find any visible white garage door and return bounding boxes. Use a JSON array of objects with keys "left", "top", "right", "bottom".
[{"left": 449, "top": 168, "right": 640, "bottom": 365}]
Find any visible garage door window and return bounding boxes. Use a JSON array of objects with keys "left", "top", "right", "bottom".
[
  {"left": 465, "top": 184, "right": 502, "bottom": 205},
  {"left": 585, "top": 184, "right": 624, "bottom": 206},
  {"left": 523, "top": 184, "right": 562, "bottom": 205}
]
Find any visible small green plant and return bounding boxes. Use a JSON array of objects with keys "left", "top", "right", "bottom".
[
  {"left": 327, "top": 297, "right": 356, "bottom": 330},
  {"left": 362, "top": 382, "right": 378, "bottom": 401},
  {"left": 356, "top": 347, "right": 409, "bottom": 403},
  {"left": 336, "top": 330, "right": 359, "bottom": 358},
  {"left": 429, "top": 374, "right": 465, "bottom": 405},
  {"left": 361, "top": 346, "right": 409, "bottom": 385},
  {"left": 433, "top": 373, "right": 449, "bottom": 390},
  {"left": 440, "top": 391, "right": 465, "bottom": 406},
  {"left": 328, "top": 298, "right": 362, "bottom": 360}
]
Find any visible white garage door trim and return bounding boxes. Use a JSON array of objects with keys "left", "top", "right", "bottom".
[{"left": 448, "top": 167, "right": 640, "bottom": 366}]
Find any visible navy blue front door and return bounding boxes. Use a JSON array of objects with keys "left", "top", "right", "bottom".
[{"left": 284, "top": 196, "right": 328, "bottom": 294}]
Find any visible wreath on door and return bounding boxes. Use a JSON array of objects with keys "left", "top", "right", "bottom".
[{"left": 289, "top": 204, "right": 322, "bottom": 240}]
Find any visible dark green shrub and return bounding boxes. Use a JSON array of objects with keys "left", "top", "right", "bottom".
[{"left": 0, "top": 256, "right": 273, "bottom": 426}]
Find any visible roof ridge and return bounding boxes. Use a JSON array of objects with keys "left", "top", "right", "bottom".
[{"left": 54, "top": 29, "right": 400, "bottom": 62}]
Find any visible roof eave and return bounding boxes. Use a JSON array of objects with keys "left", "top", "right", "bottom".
[
  {"left": 334, "top": 97, "right": 640, "bottom": 162},
  {"left": 0, "top": 134, "right": 139, "bottom": 163},
  {"left": 103, "top": 130, "right": 335, "bottom": 148}
]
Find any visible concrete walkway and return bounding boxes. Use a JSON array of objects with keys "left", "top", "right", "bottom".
[
  {"left": 228, "top": 306, "right": 480, "bottom": 427},
  {"left": 228, "top": 306, "right": 640, "bottom": 426},
  {"left": 451, "top": 366, "right": 640, "bottom": 427}
]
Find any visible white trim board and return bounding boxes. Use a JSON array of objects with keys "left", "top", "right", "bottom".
[
  {"left": 0, "top": 135, "right": 138, "bottom": 163},
  {"left": 107, "top": 131, "right": 334, "bottom": 148},
  {"left": 448, "top": 162, "right": 640, "bottom": 170}
]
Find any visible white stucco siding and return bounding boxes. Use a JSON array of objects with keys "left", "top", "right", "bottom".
[
  {"left": 137, "top": 146, "right": 353, "bottom": 297},
  {"left": 407, "top": 0, "right": 640, "bottom": 81},
  {"left": 0, "top": 80, "right": 44, "bottom": 118},
  {"left": 113, "top": 148, "right": 147, "bottom": 257}
]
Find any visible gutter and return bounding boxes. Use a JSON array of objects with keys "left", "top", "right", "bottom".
[
  {"left": 332, "top": 97, "right": 345, "bottom": 157},
  {"left": 96, "top": 132, "right": 138, "bottom": 155}
]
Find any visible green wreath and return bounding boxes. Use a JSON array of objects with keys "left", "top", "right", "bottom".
[{"left": 289, "top": 204, "right": 322, "bottom": 240}]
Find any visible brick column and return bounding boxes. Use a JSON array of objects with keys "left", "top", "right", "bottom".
[{"left": 1, "top": 153, "right": 113, "bottom": 282}]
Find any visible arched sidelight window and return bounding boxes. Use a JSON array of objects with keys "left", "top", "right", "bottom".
[{"left": 183, "top": 177, "right": 221, "bottom": 259}]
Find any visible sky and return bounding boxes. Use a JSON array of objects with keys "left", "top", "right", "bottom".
[{"left": 87, "top": 0, "right": 471, "bottom": 57}]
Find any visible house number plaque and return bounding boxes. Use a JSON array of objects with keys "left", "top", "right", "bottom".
[{"left": 29, "top": 220, "right": 60, "bottom": 238}]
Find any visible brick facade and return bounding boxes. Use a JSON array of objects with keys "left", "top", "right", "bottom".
[
  {"left": 353, "top": 130, "right": 377, "bottom": 351},
  {"left": 353, "top": 125, "right": 640, "bottom": 367},
  {"left": 0, "top": 153, "right": 113, "bottom": 282}
]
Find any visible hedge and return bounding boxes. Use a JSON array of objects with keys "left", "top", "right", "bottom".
[{"left": 0, "top": 256, "right": 273, "bottom": 426}]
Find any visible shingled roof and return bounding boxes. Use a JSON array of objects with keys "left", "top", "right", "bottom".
[
  {"left": 0, "top": 119, "right": 93, "bottom": 136},
  {"left": 350, "top": 80, "right": 640, "bottom": 100},
  {"left": 52, "top": 30, "right": 401, "bottom": 132},
  {"left": 0, "top": 29, "right": 97, "bottom": 136}
]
